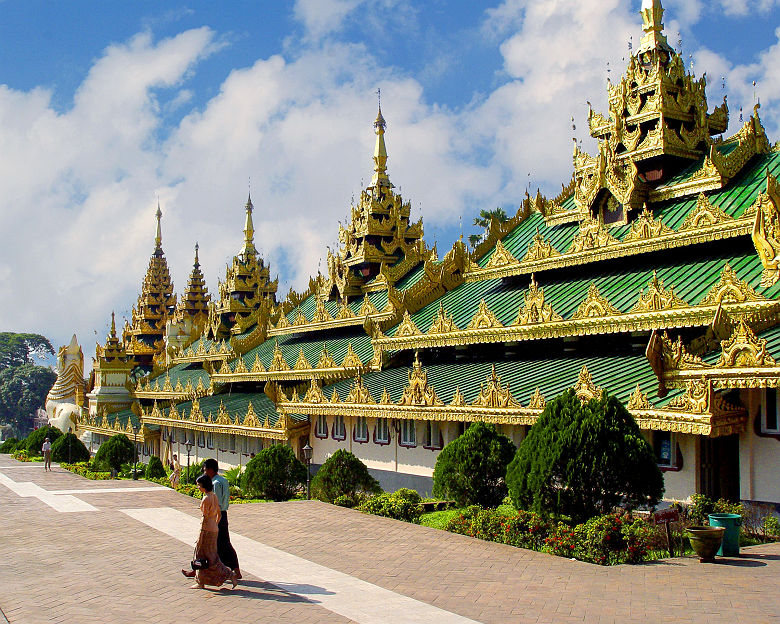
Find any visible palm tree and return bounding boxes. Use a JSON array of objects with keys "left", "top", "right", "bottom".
[{"left": 469, "top": 208, "right": 510, "bottom": 247}]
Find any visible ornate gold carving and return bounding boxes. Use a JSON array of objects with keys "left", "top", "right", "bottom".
[
  {"left": 269, "top": 342, "right": 289, "bottom": 371},
  {"left": 514, "top": 275, "right": 563, "bottom": 324},
  {"left": 568, "top": 218, "right": 620, "bottom": 254},
  {"left": 336, "top": 301, "right": 356, "bottom": 320},
  {"left": 395, "top": 310, "right": 421, "bottom": 337},
  {"left": 472, "top": 365, "right": 519, "bottom": 408},
  {"left": 679, "top": 194, "right": 732, "bottom": 231},
  {"left": 450, "top": 387, "right": 466, "bottom": 407},
  {"left": 293, "top": 309, "right": 308, "bottom": 326},
  {"left": 699, "top": 263, "right": 765, "bottom": 306},
  {"left": 399, "top": 355, "right": 444, "bottom": 407},
  {"left": 573, "top": 365, "right": 602, "bottom": 403},
  {"left": 527, "top": 387, "right": 546, "bottom": 410},
  {"left": 345, "top": 373, "right": 375, "bottom": 404},
  {"left": 717, "top": 317, "right": 776, "bottom": 368},
  {"left": 624, "top": 207, "right": 673, "bottom": 242},
  {"left": 627, "top": 384, "right": 654, "bottom": 410},
  {"left": 251, "top": 353, "right": 266, "bottom": 373},
  {"left": 484, "top": 239, "right": 517, "bottom": 269},
  {"left": 294, "top": 348, "right": 311, "bottom": 370},
  {"left": 467, "top": 300, "right": 503, "bottom": 330},
  {"left": 317, "top": 346, "right": 338, "bottom": 370},
  {"left": 341, "top": 343, "right": 362, "bottom": 369},
  {"left": 233, "top": 357, "right": 248, "bottom": 374},
  {"left": 751, "top": 170, "right": 780, "bottom": 286},
  {"left": 631, "top": 271, "right": 688, "bottom": 312},
  {"left": 243, "top": 402, "right": 260, "bottom": 427},
  {"left": 426, "top": 303, "right": 458, "bottom": 334},
  {"left": 572, "top": 284, "right": 621, "bottom": 319},
  {"left": 303, "top": 379, "right": 327, "bottom": 404},
  {"left": 359, "top": 295, "right": 379, "bottom": 316},
  {"left": 667, "top": 377, "right": 710, "bottom": 414},
  {"left": 380, "top": 388, "right": 393, "bottom": 404},
  {"left": 312, "top": 298, "right": 333, "bottom": 323},
  {"left": 521, "top": 229, "right": 561, "bottom": 263}
]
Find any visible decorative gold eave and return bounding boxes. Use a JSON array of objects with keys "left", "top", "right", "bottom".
[
  {"left": 465, "top": 213, "right": 753, "bottom": 283},
  {"left": 375, "top": 300, "right": 779, "bottom": 351},
  {"left": 267, "top": 310, "right": 394, "bottom": 337},
  {"left": 210, "top": 364, "right": 372, "bottom": 384},
  {"left": 141, "top": 409, "right": 308, "bottom": 441},
  {"left": 76, "top": 414, "right": 149, "bottom": 442}
]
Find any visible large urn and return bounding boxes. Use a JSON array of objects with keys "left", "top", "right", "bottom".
[{"left": 687, "top": 526, "right": 725, "bottom": 562}]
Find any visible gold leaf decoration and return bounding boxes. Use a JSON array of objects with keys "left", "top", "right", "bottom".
[
  {"left": 341, "top": 343, "right": 362, "bottom": 369},
  {"left": 624, "top": 207, "right": 673, "bottom": 242},
  {"left": 717, "top": 317, "right": 776, "bottom": 368},
  {"left": 345, "top": 374, "right": 375, "bottom": 404},
  {"left": 251, "top": 353, "right": 266, "bottom": 373},
  {"left": 303, "top": 379, "right": 327, "bottom": 404},
  {"left": 467, "top": 300, "right": 503, "bottom": 330},
  {"left": 667, "top": 377, "right": 710, "bottom": 414},
  {"left": 399, "top": 354, "right": 444, "bottom": 407},
  {"left": 571, "top": 284, "right": 622, "bottom": 319},
  {"left": 627, "top": 384, "right": 654, "bottom": 410},
  {"left": 514, "top": 275, "right": 563, "bottom": 325},
  {"left": 395, "top": 310, "right": 421, "bottom": 337},
  {"left": 233, "top": 357, "right": 248, "bottom": 374},
  {"left": 450, "top": 387, "right": 466, "bottom": 407},
  {"left": 243, "top": 402, "right": 260, "bottom": 427},
  {"left": 312, "top": 298, "right": 333, "bottom": 323},
  {"left": 472, "top": 365, "right": 518, "bottom": 408},
  {"left": 336, "top": 301, "right": 356, "bottom": 320},
  {"left": 567, "top": 219, "right": 619, "bottom": 254},
  {"left": 427, "top": 303, "right": 458, "bottom": 334},
  {"left": 317, "top": 345, "right": 338, "bottom": 369},
  {"left": 527, "top": 387, "right": 546, "bottom": 410},
  {"left": 679, "top": 193, "right": 732, "bottom": 231},
  {"left": 521, "top": 229, "right": 561, "bottom": 263},
  {"left": 484, "top": 239, "right": 518, "bottom": 269},
  {"left": 270, "top": 342, "right": 290, "bottom": 371},
  {"left": 699, "top": 263, "right": 765, "bottom": 306},
  {"left": 631, "top": 271, "right": 688, "bottom": 312},
  {"left": 293, "top": 309, "right": 308, "bottom": 326},
  {"left": 572, "top": 365, "right": 602, "bottom": 403},
  {"left": 359, "top": 295, "right": 379, "bottom": 316},
  {"left": 294, "top": 348, "right": 311, "bottom": 370}
]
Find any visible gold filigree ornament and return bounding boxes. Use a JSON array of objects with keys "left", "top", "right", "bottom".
[
  {"left": 313, "top": 298, "right": 333, "bottom": 323},
  {"left": 450, "top": 386, "right": 466, "bottom": 407},
  {"left": 716, "top": 317, "right": 776, "bottom": 368},
  {"left": 573, "top": 365, "right": 603, "bottom": 403},
  {"left": 467, "top": 300, "right": 503, "bottom": 330},
  {"left": 627, "top": 384, "right": 654, "bottom": 410},
  {"left": 345, "top": 373, "right": 375, "bottom": 404},
  {"left": 631, "top": 271, "right": 688, "bottom": 312},
  {"left": 567, "top": 218, "right": 619, "bottom": 254},
  {"left": 679, "top": 194, "right": 732, "bottom": 231},
  {"left": 294, "top": 348, "right": 311, "bottom": 370},
  {"left": 667, "top": 376, "right": 710, "bottom": 414},
  {"left": 624, "top": 207, "right": 673, "bottom": 243},
  {"left": 341, "top": 343, "right": 362, "bottom": 369},
  {"left": 472, "top": 365, "right": 519, "bottom": 408},
  {"left": 527, "top": 387, "right": 546, "bottom": 410},
  {"left": 514, "top": 275, "right": 563, "bottom": 325},
  {"left": 699, "top": 263, "right": 765, "bottom": 306},
  {"left": 572, "top": 284, "right": 622, "bottom": 319},
  {"left": 395, "top": 310, "right": 421, "bottom": 337},
  {"left": 243, "top": 402, "right": 260, "bottom": 427},
  {"left": 270, "top": 342, "right": 290, "bottom": 371},
  {"left": 399, "top": 354, "right": 444, "bottom": 407},
  {"left": 520, "top": 228, "right": 560, "bottom": 263},
  {"left": 317, "top": 345, "right": 338, "bottom": 369},
  {"left": 303, "top": 379, "right": 328, "bottom": 404},
  {"left": 251, "top": 353, "right": 266, "bottom": 373},
  {"left": 751, "top": 170, "right": 780, "bottom": 286},
  {"left": 484, "top": 239, "right": 518, "bottom": 270},
  {"left": 233, "top": 357, "right": 248, "bottom": 374},
  {"left": 428, "top": 303, "right": 458, "bottom": 334}
]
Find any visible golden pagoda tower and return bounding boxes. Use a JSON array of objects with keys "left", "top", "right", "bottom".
[
  {"left": 123, "top": 203, "right": 177, "bottom": 368},
  {"left": 87, "top": 312, "right": 135, "bottom": 416},
  {"left": 165, "top": 242, "right": 212, "bottom": 355},
  {"left": 575, "top": 0, "right": 731, "bottom": 222},
  {"left": 209, "top": 194, "right": 278, "bottom": 339},
  {"left": 327, "top": 104, "right": 425, "bottom": 299}
]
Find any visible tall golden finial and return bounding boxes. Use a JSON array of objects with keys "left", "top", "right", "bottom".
[
  {"left": 154, "top": 200, "right": 163, "bottom": 253},
  {"left": 371, "top": 88, "right": 392, "bottom": 189},
  {"left": 240, "top": 192, "right": 256, "bottom": 257},
  {"left": 638, "top": 0, "right": 672, "bottom": 55},
  {"left": 110, "top": 311, "right": 117, "bottom": 337},
  {"left": 194, "top": 242, "right": 200, "bottom": 267}
]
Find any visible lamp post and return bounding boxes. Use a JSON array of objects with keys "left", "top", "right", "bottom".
[
  {"left": 302, "top": 442, "right": 313, "bottom": 500},
  {"left": 186, "top": 441, "right": 193, "bottom": 484},
  {"left": 67, "top": 427, "right": 73, "bottom": 465},
  {"left": 132, "top": 424, "right": 139, "bottom": 480}
]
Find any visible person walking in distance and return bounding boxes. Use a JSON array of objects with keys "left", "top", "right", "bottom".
[
  {"left": 170, "top": 454, "right": 181, "bottom": 488},
  {"left": 183, "top": 458, "right": 241, "bottom": 579},
  {"left": 42, "top": 437, "right": 52, "bottom": 471}
]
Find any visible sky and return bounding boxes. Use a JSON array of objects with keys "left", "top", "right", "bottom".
[{"left": 1, "top": 0, "right": 779, "bottom": 359}]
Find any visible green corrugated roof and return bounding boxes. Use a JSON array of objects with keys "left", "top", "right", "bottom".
[
  {"left": 284, "top": 289, "right": 388, "bottom": 324},
  {"left": 228, "top": 327, "right": 373, "bottom": 372},
  {"left": 395, "top": 263, "right": 426, "bottom": 290},
  {"left": 391, "top": 247, "right": 780, "bottom": 337},
  {"left": 147, "top": 362, "right": 209, "bottom": 388},
  {"left": 323, "top": 351, "right": 679, "bottom": 409},
  {"left": 166, "top": 391, "right": 304, "bottom": 427},
  {"left": 103, "top": 406, "right": 151, "bottom": 430},
  {"left": 479, "top": 151, "right": 780, "bottom": 268}
]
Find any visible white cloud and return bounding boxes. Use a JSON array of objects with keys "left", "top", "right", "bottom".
[{"left": 292, "top": 0, "right": 364, "bottom": 40}]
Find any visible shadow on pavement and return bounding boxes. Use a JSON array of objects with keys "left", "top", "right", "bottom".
[{"left": 214, "top": 579, "right": 335, "bottom": 603}]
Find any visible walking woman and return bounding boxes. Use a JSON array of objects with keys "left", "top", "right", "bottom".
[{"left": 183, "top": 474, "right": 237, "bottom": 590}]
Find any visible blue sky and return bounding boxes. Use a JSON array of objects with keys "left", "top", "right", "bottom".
[{"left": 0, "top": 0, "right": 779, "bottom": 352}]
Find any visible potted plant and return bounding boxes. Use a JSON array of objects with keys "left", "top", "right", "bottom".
[{"left": 687, "top": 525, "right": 725, "bottom": 562}]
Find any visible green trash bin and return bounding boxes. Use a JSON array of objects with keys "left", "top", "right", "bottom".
[{"left": 708, "top": 513, "right": 741, "bottom": 557}]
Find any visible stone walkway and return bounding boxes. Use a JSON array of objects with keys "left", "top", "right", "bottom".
[{"left": 2, "top": 455, "right": 779, "bottom": 624}]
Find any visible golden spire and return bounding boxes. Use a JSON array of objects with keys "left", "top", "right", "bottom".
[
  {"left": 371, "top": 90, "right": 392, "bottom": 189},
  {"left": 194, "top": 241, "right": 200, "bottom": 268},
  {"left": 638, "top": 0, "right": 672, "bottom": 55},
  {"left": 240, "top": 193, "right": 257, "bottom": 257},
  {"left": 110, "top": 311, "right": 117, "bottom": 338},
  {"left": 154, "top": 201, "right": 163, "bottom": 254}
]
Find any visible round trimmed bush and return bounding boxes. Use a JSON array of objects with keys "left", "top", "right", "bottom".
[
  {"left": 310, "top": 449, "right": 381, "bottom": 503},
  {"left": 51, "top": 433, "right": 90, "bottom": 463},
  {"left": 0, "top": 437, "right": 19, "bottom": 453},
  {"left": 507, "top": 389, "right": 664, "bottom": 523},
  {"left": 243, "top": 444, "right": 307, "bottom": 501},
  {"left": 432, "top": 422, "right": 516, "bottom": 508},
  {"left": 25, "top": 425, "right": 62, "bottom": 454},
  {"left": 145, "top": 455, "right": 166, "bottom": 479},
  {"left": 94, "top": 433, "right": 135, "bottom": 473}
]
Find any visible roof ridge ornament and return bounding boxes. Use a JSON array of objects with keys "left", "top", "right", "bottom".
[
  {"left": 371, "top": 89, "right": 392, "bottom": 189},
  {"left": 154, "top": 200, "right": 163, "bottom": 254}
]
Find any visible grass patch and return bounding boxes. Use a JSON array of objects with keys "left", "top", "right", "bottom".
[{"left": 419, "top": 508, "right": 461, "bottom": 530}]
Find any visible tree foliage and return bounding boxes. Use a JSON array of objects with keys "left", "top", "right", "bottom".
[
  {"left": 506, "top": 390, "right": 664, "bottom": 523},
  {"left": 94, "top": 434, "right": 135, "bottom": 472},
  {"left": 0, "top": 333, "right": 54, "bottom": 369},
  {"left": 145, "top": 455, "right": 167, "bottom": 479},
  {"left": 242, "top": 444, "right": 307, "bottom": 501},
  {"left": 468, "top": 208, "right": 510, "bottom": 247},
  {"left": 0, "top": 437, "right": 20, "bottom": 453},
  {"left": 25, "top": 424, "right": 62, "bottom": 454},
  {"left": 433, "top": 422, "right": 516, "bottom": 508},
  {"left": 310, "top": 449, "right": 381, "bottom": 503},
  {"left": 0, "top": 364, "right": 57, "bottom": 436},
  {"left": 51, "top": 432, "right": 90, "bottom": 463}
]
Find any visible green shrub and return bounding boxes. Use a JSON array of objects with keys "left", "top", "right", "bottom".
[
  {"left": 26, "top": 425, "right": 62, "bottom": 454},
  {"left": 0, "top": 437, "right": 19, "bottom": 453},
  {"left": 310, "top": 449, "right": 381, "bottom": 503},
  {"left": 763, "top": 515, "right": 780, "bottom": 538},
  {"left": 542, "top": 522, "right": 580, "bottom": 558},
  {"left": 51, "top": 433, "right": 90, "bottom": 463},
  {"left": 334, "top": 494, "right": 356, "bottom": 508},
  {"left": 242, "top": 444, "right": 306, "bottom": 501},
  {"left": 145, "top": 455, "right": 167, "bottom": 479},
  {"left": 61, "top": 462, "right": 112, "bottom": 480},
  {"left": 182, "top": 460, "right": 205, "bottom": 484},
  {"left": 94, "top": 434, "right": 135, "bottom": 472},
  {"left": 358, "top": 490, "right": 424, "bottom": 522},
  {"left": 12, "top": 449, "right": 30, "bottom": 461},
  {"left": 501, "top": 510, "right": 551, "bottom": 550},
  {"left": 224, "top": 466, "right": 242, "bottom": 487},
  {"left": 432, "top": 422, "right": 516, "bottom": 509},
  {"left": 507, "top": 390, "right": 664, "bottom": 522}
]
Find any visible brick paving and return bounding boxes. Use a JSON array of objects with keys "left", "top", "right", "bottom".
[{"left": 2, "top": 454, "right": 780, "bottom": 624}]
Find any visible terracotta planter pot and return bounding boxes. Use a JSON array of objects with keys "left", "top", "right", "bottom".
[{"left": 687, "top": 526, "right": 725, "bottom": 562}]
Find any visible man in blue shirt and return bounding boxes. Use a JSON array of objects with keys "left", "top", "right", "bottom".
[{"left": 183, "top": 458, "right": 241, "bottom": 580}]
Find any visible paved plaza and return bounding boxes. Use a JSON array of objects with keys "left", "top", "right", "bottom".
[{"left": 2, "top": 455, "right": 780, "bottom": 624}]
